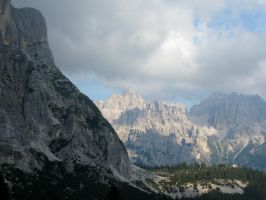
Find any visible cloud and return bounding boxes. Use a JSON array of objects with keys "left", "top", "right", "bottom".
[{"left": 12, "top": 0, "right": 266, "bottom": 101}]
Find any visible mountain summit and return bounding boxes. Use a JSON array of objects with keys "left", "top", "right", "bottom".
[
  {"left": 190, "top": 92, "right": 266, "bottom": 169},
  {"left": 98, "top": 91, "right": 266, "bottom": 170},
  {"left": 97, "top": 89, "right": 216, "bottom": 166},
  {"left": 0, "top": 0, "right": 129, "bottom": 181},
  {"left": 190, "top": 92, "right": 266, "bottom": 129}
]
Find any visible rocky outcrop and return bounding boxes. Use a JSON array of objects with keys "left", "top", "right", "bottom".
[
  {"left": 97, "top": 89, "right": 217, "bottom": 166},
  {"left": 0, "top": 0, "right": 129, "bottom": 179},
  {"left": 98, "top": 90, "right": 266, "bottom": 170},
  {"left": 190, "top": 93, "right": 266, "bottom": 169}
]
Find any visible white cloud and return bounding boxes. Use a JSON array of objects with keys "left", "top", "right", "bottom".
[{"left": 12, "top": 0, "right": 266, "bottom": 100}]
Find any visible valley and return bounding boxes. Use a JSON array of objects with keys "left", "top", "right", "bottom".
[{"left": 0, "top": 0, "right": 266, "bottom": 199}]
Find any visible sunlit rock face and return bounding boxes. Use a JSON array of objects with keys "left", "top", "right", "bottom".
[
  {"left": 0, "top": 0, "right": 129, "bottom": 178},
  {"left": 97, "top": 89, "right": 216, "bottom": 166},
  {"left": 98, "top": 91, "right": 266, "bottom": 170}
]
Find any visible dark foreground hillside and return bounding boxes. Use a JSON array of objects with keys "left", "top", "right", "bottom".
[
  {"left": 1, "top": 162, "right": 266, "bottom": 200},
  {"left": 0, "top": 162, "right": 170, "bottom": 200}
]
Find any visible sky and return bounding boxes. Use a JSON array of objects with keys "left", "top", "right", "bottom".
[{"left": 12, "top": 0, "right": 266, "bottom": 107}]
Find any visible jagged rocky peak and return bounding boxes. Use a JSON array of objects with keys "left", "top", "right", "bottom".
[
  {"left": 97, "top": 90, "right": 266, "bottom": 169},
  {"left": 190, "top": 92, "right": 266, "bottom": 129},
  {"left": 96, "top": 88, "right": 145, "bottom": 122},
  {"left": 123, "top": 88, "right": 140, "bottom": 97},
  {"left": 97, "top": 90, "right": 216, "bottom": 166},
  {"left": 0, "top": 0, "right": 47, "bottom": 47},
  {"left": 100, "top": 89, "right": 195, "bottom": 132},
  {"left": 0, "top": 1, "right": 129, "bottom": 178},
  {"left": 97, "top": 88, "right": 190, "bottom": 126},
  {"left": 116, "top": 88, "right": 144, "bottom": 105}
]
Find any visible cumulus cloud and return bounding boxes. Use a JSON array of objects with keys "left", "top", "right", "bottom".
[{"left": 12, "top": 0, "right": 266, "bottom": 100}]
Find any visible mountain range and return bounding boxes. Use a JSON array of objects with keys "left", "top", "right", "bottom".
[
  {"left": 1, "top": 0, "right": 266, "bottom": 199},
  {"left": 97, "top": 90, "right": 266, "bottom": 170}
]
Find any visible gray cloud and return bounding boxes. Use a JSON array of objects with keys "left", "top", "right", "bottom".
[{"left": 12, "top": 0, "right": 266, "bottom": 101}]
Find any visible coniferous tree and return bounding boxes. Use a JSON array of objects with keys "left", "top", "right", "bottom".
[
  {"left": 105, "top": 185, "right": 121, "bottom": 200},
  {"left": 0, "top": 174, "right": 9, "bottom": 200}
]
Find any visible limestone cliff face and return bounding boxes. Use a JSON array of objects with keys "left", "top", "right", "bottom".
[
  {"left": 0, "top": 0, "right": 129, "bottom": 178},
  {"left": 97, "top": 90, "right": 216, "bottom": 166},
  {"left": 98, "top": 90, "right": 266, "bottom": 170},
  {"left": 190, "top": 93, "right": 266, "bottom": 169}
]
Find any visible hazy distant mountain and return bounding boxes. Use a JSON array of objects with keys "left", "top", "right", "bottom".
[
  {"left": 98, "top": 91, "right": 266, "bottom": 170},
  {"left": 190, "top": 92, "right": 266, "bottom": 129},
  {"left": 97, "top": 89, "right": 217, "bottom": 166},
  {"left": 190, "top": 92, "right": 266, "bottom": 169}
]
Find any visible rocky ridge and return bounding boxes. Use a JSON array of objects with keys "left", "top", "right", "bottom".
[
  {"left": 190, "top": 92, "right": 266, "bottom": 169},
  {"left": 97, "top": 90, "right": 266, "bottom": 170},
  {"left": 97, "top": 89, "right": 217, "bottom": 166},
  {"left": 0, "top": 0, "right": 129, "bottom": 180}
]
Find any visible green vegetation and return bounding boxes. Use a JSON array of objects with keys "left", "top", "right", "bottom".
[
  {"left": 145, "top": 163, "right": 266, "bottom": 200},
  {"left": 149, "top": 163, "right": 264, "bottom": 184}
]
